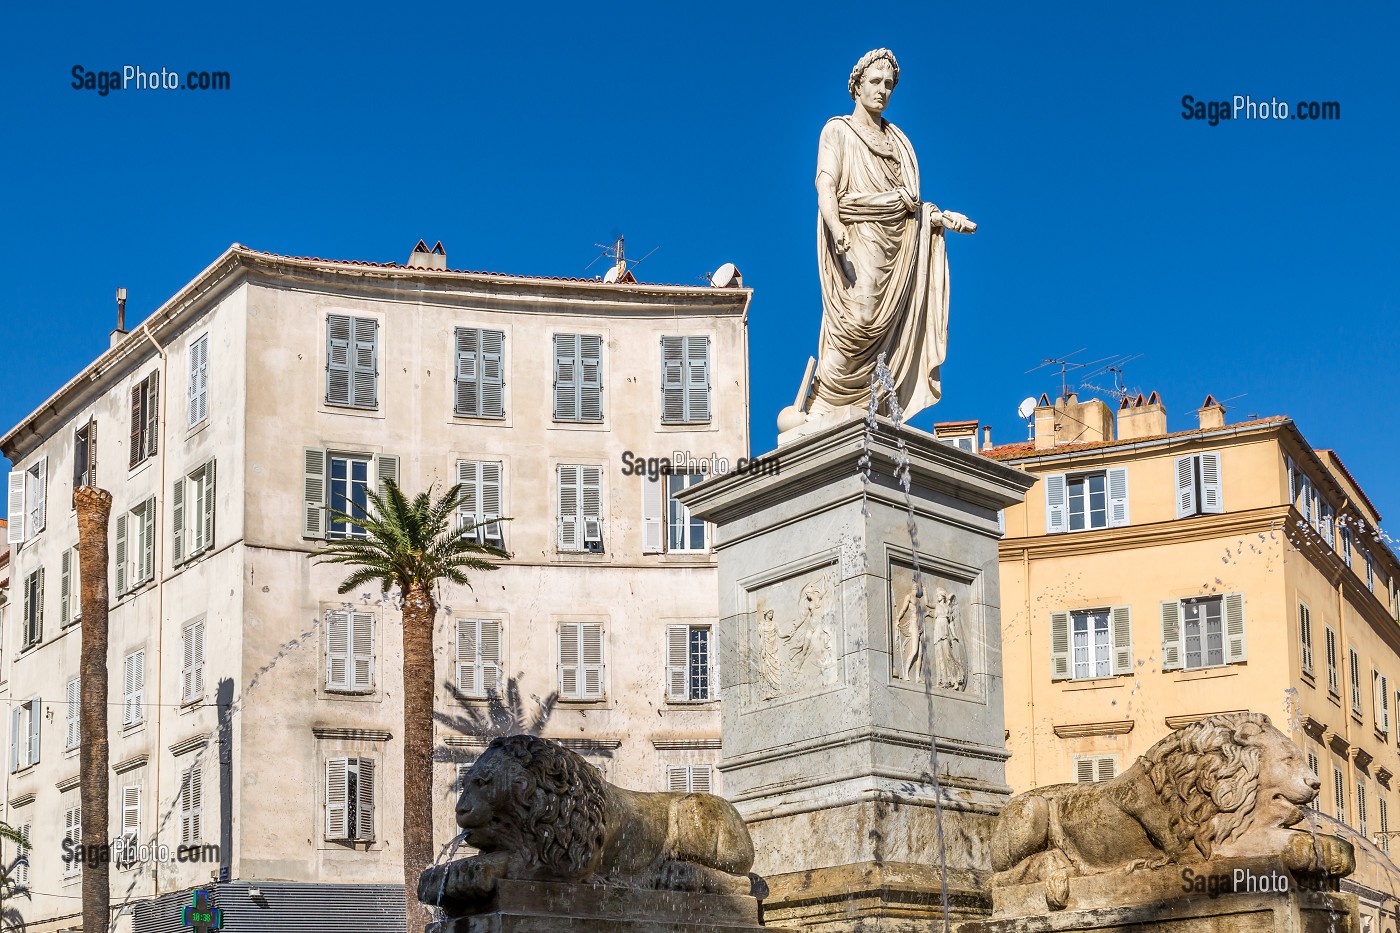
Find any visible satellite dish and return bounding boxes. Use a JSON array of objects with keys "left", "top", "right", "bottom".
[
  {"left": 710, "top": 262, "right": 741, "bottom": 288},
  {"left": 602, "top": 261, "right": 626, "bottom": 284},
  {"left": 1016, "top": 396, "right": 1038, "bottom": 420}
]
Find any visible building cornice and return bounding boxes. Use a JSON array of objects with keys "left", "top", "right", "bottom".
[
  {"left": 651, "top": 737, "right": 723, "bottom": 750},
  {"left": 169, "top": 732, "right": 210, "bottom": 756},
  {"left": 113, "top": 754, "right": 149, "bottom": 774},
  {"left": 8, "top": 793, "right": 35, "bottom": 809},
  {"left": 311, "top": 727, "right": 392, "bottom": 742},
  {"left": 1165, "top": 710, "right": 1248, "bottom": 730},
  {"left": 56, "top": 774, "right": 80, "bottom": 793},
  {"left": 1052, "top": 720, "right": 1134, "bottom": 738},
  {"left": 999, "top": 506, "right": 1292, "bottom": 561}
]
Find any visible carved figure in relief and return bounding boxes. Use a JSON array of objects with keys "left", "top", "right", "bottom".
[
  {"left": 929, "top": 587, "right": 967, "bottom": 691},
  {"left": 892, "top": 587, "right": 926, "bottom": 682},
  {"left": 779, "top": 574, "right": 838, "bottom": 688},
  {"left": 756, "top": 608, "right": 781, "bottom": 699}
]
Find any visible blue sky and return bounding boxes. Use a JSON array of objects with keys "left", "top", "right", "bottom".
[{"left": 3, "top": 2, "right": 1396, "bottom": 521}]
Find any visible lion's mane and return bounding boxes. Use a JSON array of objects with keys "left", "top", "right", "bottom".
[
  {"left": 482, "top": 735, "right": 608, "bottom": 876},
  {"left": 1141, "top": 712, "right": 1270, "bottom": 860}
]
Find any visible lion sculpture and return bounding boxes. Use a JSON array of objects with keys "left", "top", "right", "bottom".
[
  {"left": 419, "top": 735, "right": 757, "bottom": 914},
  {"left": 990, "top": 712, "right": 1353, "bottom": 909}
]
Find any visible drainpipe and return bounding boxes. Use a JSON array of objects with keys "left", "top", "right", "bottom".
[
  {"left": 141, "top": 321, "right": 168, "bottom": 898},
  {"left": 1023, "top": 545, "right": 1036, "bottom": 787},
  {"left": 1335, "top": 496, "right": 1355, "bottom": 825}
]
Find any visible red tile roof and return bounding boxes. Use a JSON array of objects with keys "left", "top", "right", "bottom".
[{"left": 982, "top": 416, "right": 1291, "bottom": 461}]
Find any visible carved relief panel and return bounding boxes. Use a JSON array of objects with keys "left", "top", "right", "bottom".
[
  {"left": 889, "top": 561, "right": 979, "bottom": 698},
  {"left": 750, "top": 566, "right": 842, "bottom": 702}
]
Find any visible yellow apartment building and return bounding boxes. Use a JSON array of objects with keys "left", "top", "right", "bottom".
[{"left": 969, "top": 391, "right": 1400, "bottom": 925}]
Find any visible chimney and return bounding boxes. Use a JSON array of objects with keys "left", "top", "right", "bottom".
[
  {"left": 1116, "top": 391, "right": 1168, "bottom": 440},
  {"left": 110, "top": 286, "right": 129, "bottom": 348},
  {"left": 982, "top": 425, "right": 992, "bottom": 451},
  {"left": 407, "top": 239, "right": 447, "bottom": 270},
  {"left": 1197, "top": 394, "right": 1226, "bottom": 430},
  {"left": 1033, "top": 394, "right": 1056, "bottom": 449}
]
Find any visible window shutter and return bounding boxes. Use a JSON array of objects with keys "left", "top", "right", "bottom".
[
  {"left": 1326, "top": 627, "right": 1339, "bottom": 694},
  {"left": 1097, "top": 757, "right": 1116, "bottom": 781},
  {"left": 661, "top": 336, "right": 685, "bottom": 423},
  {"left": 30, "top": 456, "right": 47, "bottom": 534},
  {"left": 1075, "top": 758, "right": 1096, "bottom": 783},
  {"left": 66, "top": 678, "right": 80, "bottom": 748},
  {"left": 196, "top": 334, "right": 209, "bottom": 424},
  {"left": 558, "top": 465, "right": 579, "bottom": 550},
  {"left": 188, "top": 334, "right": 209, "bottom": 427},
  {"left": 326, "top": 314, "right": 352, "bottom": 406},
  {"left": 579, "top": 334, "right": 603, "bottom": 421},
  {"left": 686, "top": 336, "right": 711, "bottom": 422},
  {"left": 553, "top": 334, "right": 579, "bottom": 420},
  {"left": 1376, "top": 672, "right": 1391, "bottom": 733},
  {"left": 456, "top": 460, "right": 479, "bottom": 539},
  {"left": 479, "top": 619, "right": 501, "bottom": 695},
  {"left": 130, "top": 384, "right": 143, "bottom": 468},
  {"left": 1175, "top": 456, "right": 1196, "bottom": 518},
  {"left": 1049, "top": 611, "right": 1071, "bottom": 680},
  {"left": 1044, "top": 474, "right": 1067, "bottom": 534},
  {"left": 192, "top": 619, "right": 204, "bottom": 696},
  {"left": 666, "top": 624, "right": 690, "bottom": 700},
  {"left": 326, "top": 610, "right": 350, "bottom": 690},
  {"left": 455, "top": 327, "right": 479, "bottom": 416},
  {"left": 304, "top": 448, "right": 327, "bottom": 538},
  {"left": 115, "top": 512, "right": 128, "bottom": 594},
  {"left": 172, "top": 476, "right": 186, "bottom": 564},
  {"left": 642, "top": 476, "right": 665, "bottom": 554},
  {"left": 376, "top": 454, "right": 399, "bottom": 501},
  {"left": 1300, "top": 475, "right": 1313, "bottom": 523},
  {"left": 1299, "top": 603, "right": 1313, "bottom": 675},
  {"left": 1161, "top": 600, "right": 1183, "bottom": 671},
  {"left": 1199, "top": 453, "right": 1223, "bottom": 513},
  {"left": 201, "top": 460, "right": 216, "bottom": 553},
  {"left": 124, "top": 651, "right": 144, "bottom": 724},
  {"left": 480, "top": 462, "right": 503, "bottom": 545},
  {"left": 581, "top": 466, "right": 603, "bottom": 546},
  {"left": 667, "top": 765, "right": 689, "bottom": 793},
  {"left": 480, "top": 329, "right": 504, "bottom": 418},
  {"left": 456, "top": 617, "right": 480, "bottom": 696},
  {"left": 558, "top": 623, "right": 580, "bottom": 697},
  {"left": 145, "top": 372, "right": 160, "bottom": 457},
  {"left": 35, "top": 568, "right": 44, "bottom": 644},
  {"left": 142, "top": 497, "right": 155, "bottom": 583},
  {"left": 582, "top": 622, "right": 604, "bottom": 699},
  {"left": 8, "top": 707, "right": 19, "bottom": 772},
  {"left": 88, "top": 418, "right": 98, "bottom": 484},
  {"left": 325, "top": 758, "right": 348, "bottom": 839},
  {"left": 122, "top": 785, "right": 140, "bottom": 844},
  {"left": 1106, "top": 466, "right": 1129, "bottom": 527},
  {"left": 690, "top": 765, "right": 713, "bottom": 794},
  {"left": 352, "top": 317, "right": 378, "bottom": 408},
  {"left": 182, "top": 623, "right": 195, "bottom": 700},
  {"left": 60, "top": 547, "right": 72, "bottom": 624},
  {"left": 1287, "top": 455, "right": 1296, "bottom": 503},
  {"left": 27, "top": 697, "right": 40, "bottom": 765},
  {"left": 1224, "top": 592, "right": 1247, "bottom": 663},
  {"left": 1351, "top": 648, "right": 1363, "bottom": 715},
  {"left": 1321, "top": 502, "right": 1335, "bottom": 548},
  {"left": 355, "top": 758, "right": 375, "bottom": 840},
  {"left": 351, "top": 611, "right": 375, "bottom": 691},
  {"left": 1110, "top": 605, "right": 1133, "bottom": 675},
  {"left": 182, "top": 764, "right": 202, "bottom": 844},
  {"left": 7, "top": 471, "right": 24, "bottom": 543}
]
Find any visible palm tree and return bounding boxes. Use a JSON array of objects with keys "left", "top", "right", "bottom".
[
  {"left": 74, "top": 485, "right": 113, "bottom": 933},
  {"left": 314, "top": 480, "right": 508, "bottom": 930},
  {"left": 1, "top": 819, "right": 30, "bottom": 932}
]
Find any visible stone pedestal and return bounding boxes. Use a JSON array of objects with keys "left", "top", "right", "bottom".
[
  {"left": 424, "top": 879, "right": 787, "bottom": 933},
  {"left": 679, "top": 416, "right": 1034, "bottom": 933}
]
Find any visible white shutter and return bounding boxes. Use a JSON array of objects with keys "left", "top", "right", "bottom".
[
  {"left": 188, "top": 334, "right": 209, "bottom": 427},
  {"left": 666, "top": 624, "right": 690, "bottom": 700},
  {"left": 1161, "top": 600, "right": 1183, "bottom": 671},
  {"left": 661, "top": 336, "right": 685, "bottom": 423},
  {"left": 581, "top": 467, "right": 603, "bottom": 547},
  {"left": 7, "top": 471, "right": 24, "bottom": 543},
  {"left": 1044, "top": 474, "right": 1067, "bottom": 534},
  {"left": 141, "top": 497, "right": 155, "bottom": 584},
  {"left": 1075, "top": 757, "right": 1096, "bottom": 784},
  {"left": 1326, "top": 627, "right": 1339, "bottom": 694},
  {"left": 325, "top": 758, "right": 348, "bottom": 839},
  {"left": 455, "top": 327, "right": 480, "bottom": 416},
  {"left": 1110, "top": 605, "right": 1133, "bottom": 675},
  {"left": 1106, "top": 467, "right": 1129, "bottom": 527},
  {"left": 171, "top": 475, "right": 186, "bottom": 564},
  {"left": 1049, "top": 611, "right": 1071, "bottom": 680},
  {"left": 303, "top": 448, "right": 327, "bottom": 538},
  {"left": 1199, "top": 453, "right": 1223, "bottom": 513},
  {"left": 581, "top": 622, "right": 605, "bottom": 699},
  {"left": 579, "top": 334, "right": 603, "bottom": 421},
  {"left": 355, "top": 758, "right": 375, "bottom": 840},
  {"left": 326, "top": 610, "right": 350, "bottom": 690},
  {"left": 124, "top": 650, "right": 145, "bottom": 725},
  {"left": 667, "top": 765, "right": 690, "bottom": 793},
  {"left": 1224, "top": 592, "right": 1247, "bottom": 663},
  {"left": 121, "top": 784, "right": 141, "bottom": 847},
  {"left": 685, "top": 336, "right": 711, "bottom": 422},
  {"left": 479, "top": 619, "right": 501, "bottom": 695},
  {"left": 553, "top": 333, "right": 579, "bottom": 420},
  {"left": 27, "top": 698, "right": 40, "bottom": 766},
  {"left": 181, "top": 764, "right": 202, "bottom": 845},
  {"left": 456, "top": 459, "right": 479, "bottom": 539},
  {"left": 1097, "top": 757, "right": 1116, "bottom": 781},
  {"left": 66, "top": 678, "right": 81, "bottom": 748},
  {"left": 350, "top": 611, "right": 375, "bottom": 691},
  {"left": 690, "top": 765, "right": 713, "bottom": 794},
  {"left": 1175, "top": 456, "right": 1196, "bottom": 518},
  {"left": 183, "top": 619, "right": 205, "bottom": 700},
  {"left": 352, "top": 317, "right": 379, "bottom": 409},
  {"left": 642, "top": 476, "right": 665, "bottom": 554},
  {"left": 480, "top": 462, "right": 503, "bottom": 545},
  {"left": 29, "top": 457, "right": 47, "bottom": 534},
  {"left": 376, "top": 454, "right": 399, "bottom": 502},
  {"left": 1299, "top": 603, "right": 1313, "bottom": 675},
  {"left": 558, "top": 466, "right": 580, "bottom": 550},
  {"left": 1376, "top": 672, "right": 1391, "bottom": 733},
  {"left": 558, "top": 623, "right": 580, "bottom": 697},
  {"left": 8, "top": 706, "right": 19, "bottom": 773},
  {"left": 115, "top": 512, "right": 128, "bottom": 594},
  {"left": 455, "top": 617, "right": 480, "bottom": 696},
  {"left": 199, "top": 460, "right": 216, "bottom": 554},
  {"left": 1300, "top": 475, "right": 1314, "bottom": 522},
  {"left": 60, "top": 547, "right": 72, "bottom": 624}
]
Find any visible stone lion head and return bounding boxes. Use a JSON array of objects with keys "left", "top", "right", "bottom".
[
  {"left": 455, "top": 735, "right": 608, "bottom": 877},
  {"left": 1142, "top": 712, "right": 1319, "bottom": 860}
]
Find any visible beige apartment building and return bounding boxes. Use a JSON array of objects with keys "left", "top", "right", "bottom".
[
  {"left": 0, "top": 242, "right": 750, "bottom": 932},
  {"left": 980, "top": 391, "right": 1400, "bottom": 926}
]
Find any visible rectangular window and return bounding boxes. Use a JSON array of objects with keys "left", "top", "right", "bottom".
[
  {"left": 1306, "top": 752, "right": 1320, "bottom": 809},
  {"left": 1350, "top": 648, "right": 1363, "bottom": 718},
  {"left": 552, "top": 333, "right": 603, "bottom": 422},
  {"left": 1051, "top": 606, "right": 1132, "bottom": 680},
  {"left": 666, "top": 624, "right": 713, "bottom": 702},
  {"left": 187, "top": 333, "right": 209, "bottom": 427},
  {"left": 179, "top": 762, "right": 202, "bottom": 846},
  {"left": 118, "top": 784, "right": 141, "bottom": 865},
  {"left": 1068, "top": 472, "right": 1107, "bottom": 531},
  {"left": 60, "top": 546, "right": 80, "bottom": 627},
  {"left": 454, "top": 327, "right": 505, "bottom": 418},
  {"left": 74, "top": 418, "right": 98, "bottom": 490},
  {"left": 8, "top": 697, "right": 41, "bottom": 771},
  {"left": 129, "top": 371, "right": 160, "bottom": 468},
  {"left": 454, "top": 618, "right": 503, "bottom": 699},
  {"left": 1071, "top": 609, "right": 1112, "bottom": 680},
  {"left": 558, "top": 621, "right": 605, "bottom": 700},
  {"left": 63, "top": 801, "right": 82, "bottom": 877},
  {"left": 325, "top": 314, "right": 378, "bottom": 409},
  {"left": 1174, "top": 452, "right": 1224, "bottom": 517},
  {"left": 1365, "top": 550, "right": 1375, "bottom": 592},
  {"left": 1183, "top": 597, "right": 1224, "bottom": 670},
  {"left": 1045, "top": 468, "right": 1128, "bottom": 534},
  {"left": 182, "top": 618, "right": 205, "bottom": 703},
  {"left": 302, "top": 449, "right": 397, "bottom": 540},
  {"left": 65, "top": 677, "right": 81, "bottom": 749},
  {"left": 456, "top": 460, "right": 504, "bottom": 547},
  {"left": 116, "top": 497, "right": 157, "bottom": 593},
  {"left": 641, "top": 473, "right": 708, "bottom": 554},
  {"left": 1326, "top": 626, "right": 1339, "bottom": 696},
  {"left": 1333, "top": 768, "right": 1346, "bottom": 822},
  {"left": 1358, "top": 781, "right": 1369, "bottom": 836},
  {"left": 666, "top": 764, "right": 714, "bottom": 793},
  {"left": 123, "top": 649, "right": 145, "bottom": 727},
  {"left": 172, "top": 459, "right": 216, "bottom": 564},
  {"left": 325, "top": 610, "right": 375, "bottom": 693},
  {"left": 325, "top": 757, "right": 375, "bottom": 842},
  {"left": 660, "top": 335, "right": 711, "bottom": 424},
  {"left": 1162, "top": 594, "right": 1246, "bottom": 671},
  {"left": 1376, "top": 670, "right": 1392, "bottom": 734},
  {"left": 22, "top": 568, "right": 44, "bottom": 648},
  {"left": 328, "top": 454, "right": 372, "bottom": 539},
  {"left": 557, "top": 465, "right": 603, "bottom": 552},
  {"left": 1074, "top": 755, "right": 1118, "bottom": 783},
  {"left": 1298, "top": 602, "right": 1313, "bottom": 676}
]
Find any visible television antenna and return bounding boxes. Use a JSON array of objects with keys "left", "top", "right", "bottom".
[
  {"left": 586, "top": 234, "right": 658, "bottom": 284},
  {"left": 1025, "top": 349, "right": 1116, "bottom": 401},
  {"left": 1079, "top": 353, "right": 1145, "bottom": 404}
]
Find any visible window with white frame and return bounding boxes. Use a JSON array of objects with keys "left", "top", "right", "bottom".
[
  {"left": 558, "top": 622, "right": 605, "bottom": 700},
  {"left": 1174, "top": 452, "right": 1223, "bottom": 517},
  {"left": 1161, "top": 594, "right": 1246, "bottom": 672},
  {"left": 129, "top": 370, "right": 160, "bottom": 468},
  {"left": 454, "top": 618, "right": 502, "bottom": 698},
  {"left": 666, "top": 764, "right": 713, "bottom": 794},
  {"left": 115, "top": 497, "right": 156, "bottom": 593},
  {"left": 666, "top": 624, "right": 713, "bottom": 702},
  {"left": 1325, "top": 626, "right": 1339, "bottom": 696},
  {"left": 456, "top": 460, "right": 504, "bottom": 547},
  {"left": 173, "top": 459, "right": 216, "bottom": 563},
  {"left": 558, "top": 465, "right": 603, "bottom": 552},
  {"left": 60, "top": 546, "right": 80, "bottom": 626},
  {"left": 7, "top": 697, "right": 41, "bottom": 772},
  {"left": 66, "top": 677, "right": 81, "bottom": 749},
  {"left": 302, "top": 449, "right": 398, "bottom": 540},
  {"left": 1334, "top": 767, "right": 1347, "bottom": 822},
  {"left": 660, "top": 335, "right": 711, "bottom": 424},
  {"left": 1074, "top": 755, "right": 1117, "bottom": 783},
  {"left": 454, "top": 327, "right": 505, "bottom": 418},
  {"left": 1375, "top": 670, "right": 1391, "bottom": 734},
  {"left": 325, "top": 314, "right": 378, "bottom": 409},
  {"left": 63, "top": 797, "right": 81, "bottom": 877},
  {"left": 21, "top": 567, "right": 43, "bottom": 648},
  {"left": 122, "top": 649, "right": 145, "bottom": 727},
  {"left": 325, "top": 757, "right": 375, "bottom": 842},
  {"left": 1350, "top": 648, "right": 1363, "bottom": 718},
  {"left": 187, "top": 333, "right": 209, "bottom": 427},
  {"left": 182, "top": 618, "right": 205, "bottom": 703},
  {"left": 325, "top": 609, "right": 375, "bottom": 693},
  {"left": 642, "top": 473, "right": 707, "bottom": 554},
  {"left": 179, "top": 761, "right": 203, "bottom": 846},
  {"left": 552, "top": 333, "right": 603, "bottom": 422},
  {"left": 7, "top": 456, "right": 48, "bottom": 546},
  {"left": 74, "top": 418, "right": 98, "bottom": 490},
  {"left": 1050, "top": 607, "right": 1133, "bottom": 681},
  {"left": 1044, "top": 468, "right": 1128, "bottom": 534},
  {"left": 118, "top": 783, "right": 141, "bottom": 866},
  {"left": 1298, "top": 602, "right": 1313, "bottom": 677}
]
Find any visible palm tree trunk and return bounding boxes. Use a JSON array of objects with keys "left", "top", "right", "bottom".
[
  {"left": 400, "top": 582, "right": 437, "bottom": 931},
  {"left": 74, "top": 486, "right": 113, "bottom": 932}
]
